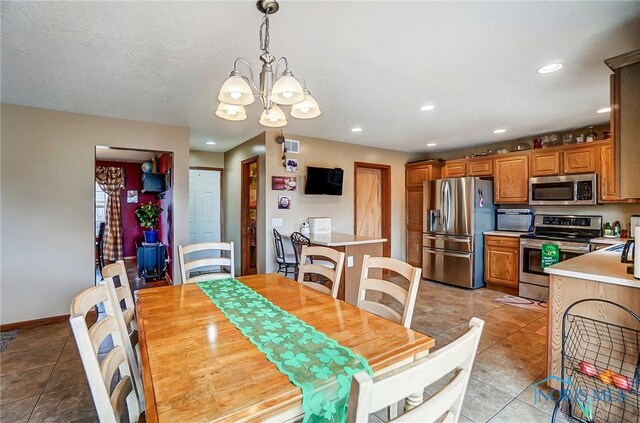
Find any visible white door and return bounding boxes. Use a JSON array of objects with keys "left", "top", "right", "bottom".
[{"left": 188, "top": 169, "right": 222, "bottom": 265}]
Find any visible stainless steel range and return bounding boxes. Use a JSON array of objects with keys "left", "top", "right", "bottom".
[{"left": 519, "top": 214, "right": 602, "bottom": 301}]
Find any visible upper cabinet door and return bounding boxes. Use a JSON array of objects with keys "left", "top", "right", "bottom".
[
  {"left": 563, "top": 145, "right": 598, "bottom": 174},
  {"left": 467, "top": 159, "right": 493, "bottom": 177},
  {"left": 406, "top": 166, "right": 431, "bottom": 187},
  {"left": 606, "top": 49, "right": 640, "bottom": 198},
  {"left": 443, "top": 160, "right": 466, "bottom": 178},
  {"left": 494, "top": 155, "right": 529, "bottom": 203},
  {"left": 530, "top": 151, "right": 561, "bottom": 176}
]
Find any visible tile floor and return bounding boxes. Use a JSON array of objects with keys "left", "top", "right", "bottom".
[{"left": 0, "top": 279, "right": 556, "bottom": 422}]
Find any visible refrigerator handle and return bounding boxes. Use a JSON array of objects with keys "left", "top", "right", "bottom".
[{"left": 443, "top": 180, "right": 450, "bottom": 233}]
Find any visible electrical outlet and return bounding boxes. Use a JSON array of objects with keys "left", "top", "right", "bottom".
[
  {"left": 347, "top": 256, "right": 354, "bottom": 267},
  {"left": 272, "top": 218, "right": 283, "bottom": 227}
]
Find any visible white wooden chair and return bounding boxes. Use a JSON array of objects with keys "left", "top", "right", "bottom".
[
  {"left": 101, "top": 277, "right": 145, "bottom": 410},
  {"left": 297, "top": 246, "right": 346, "bottom": 298},
  {"left": 347, "top": 318, "right": 485, "bottom": 423},
  {"left": 357, "top": 255, "right": 422, "bottom": 328},
  {"left": 102, "top": 260, "right": 136, "bottom": 330},
  {"left": 178, "top": 241, "right": 234, "bottom": 284},
  {"left": 69, "top": 281, "right": 143, "bottom": 423}
]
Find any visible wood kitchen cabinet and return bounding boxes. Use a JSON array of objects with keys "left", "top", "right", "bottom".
[
  {"left": 484, "top": 235, "right": 520, "bottom": 288},
  {"left": 493, "top": 154, "right": 529, "bottom": 203},
  {"left": 467, "top": 158, "right": 493, "bottom": 177},
  {"left": 530, "top": 150, "right": 561, "bottom": 176},
  {"left": 443, "top": 160, "right": 466, "bottom": 178},
  {"left": 405, "top": 161, "right": 442, "bottom": 268},
  {"left": 606, "top": 49, "right": 640, "bottom": 198},
  {"left": 563, "top": 144, "right": 599, "bottom": 174}
]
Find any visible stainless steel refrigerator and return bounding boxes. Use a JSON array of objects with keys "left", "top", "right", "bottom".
[{"left": 422, "top": 177, "right": 495, "bottom": 288}]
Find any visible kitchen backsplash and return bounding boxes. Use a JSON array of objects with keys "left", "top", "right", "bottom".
[{"left": 500, "top": 203, "right": 639, "bottom": 231}]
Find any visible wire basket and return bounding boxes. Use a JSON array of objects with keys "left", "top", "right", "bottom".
[{"left": 553, "top": 299, "right": 640, "bottom": 423}]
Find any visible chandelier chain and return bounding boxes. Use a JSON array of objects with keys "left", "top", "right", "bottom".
[{"left": 259, "top": 14, "right": 270, "bottom": 54}]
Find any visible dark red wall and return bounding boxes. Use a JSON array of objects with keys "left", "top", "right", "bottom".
[
  {"left": 156, "top": 153, "right": 174, "bottom": 279},
  {"left": 96, "top": 160, "right": 157, "bottom": 258}
]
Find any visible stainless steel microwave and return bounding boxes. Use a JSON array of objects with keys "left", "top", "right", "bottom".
[{"left": 529, "top": 174, "right": 597, "bottom": 205}]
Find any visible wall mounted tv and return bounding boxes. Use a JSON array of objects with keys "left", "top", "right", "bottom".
[
  {"left": 141, "top": 172, "right": 166, "bottom": 194},
  {"left": 304, "top": 166, "right": 344, "bottom": 196}
]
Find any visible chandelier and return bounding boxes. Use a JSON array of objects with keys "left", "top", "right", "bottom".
[{"left": 215, "top": 0, "right": 321, "bottom": 128}]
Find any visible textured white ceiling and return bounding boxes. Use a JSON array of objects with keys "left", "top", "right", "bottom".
[
  {"left": 2, "top": 1, "right": 640, "bottom": 153},
  {"left": 95, "top": 147, "right": 157, "bottom": 163}
]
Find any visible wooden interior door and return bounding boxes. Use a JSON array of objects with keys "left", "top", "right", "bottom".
[
  {"left": 354, "top": 162, "right": 391, "bottom": 257},
  {"left": 241, "top": 157, "right": 258, "bottom": 275}
]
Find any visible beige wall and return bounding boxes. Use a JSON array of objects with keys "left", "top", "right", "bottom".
[
  {"left": 0, "top": 104, "right": 190, "bottom": 324},
  {"left": 189, "top": 150, "right": 224, "bottom": 168},
  {"left": 263, "top": 131, "right": 413, "bottom": 273},
  {"left": 223, "top": 132, "right": 267, "bottom": 275}
]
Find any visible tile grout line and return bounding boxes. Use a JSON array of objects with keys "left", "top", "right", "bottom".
[{"left": 26, "top": 330, "right": 72, "bottom": 422}]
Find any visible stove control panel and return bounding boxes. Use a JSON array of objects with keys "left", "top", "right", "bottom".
[{"left": 542, "top": 216, "right": 592, "bottom": 227}]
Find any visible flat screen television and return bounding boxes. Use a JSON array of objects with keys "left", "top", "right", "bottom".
[
  {"left": 142, "top": 172, "right": 166, "bottom": 193},
  {"left": 304, "top": 166, "right": 344, "bottom": 195}
]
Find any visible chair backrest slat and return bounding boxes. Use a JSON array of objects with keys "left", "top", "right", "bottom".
[
  {"left": 297, "top": 246, "right": 346, "bottom": 298},
  {"left": 69, "top": 282, "right": 142, "bottom": 422},
  {"left": 178, "top": 242, "right": 235, "bottom": 284},
  {"left": 347, "top": 318, "right": 484, "bottom": 423},
  {"left": 357, "top": 255, "right": 422, "bottom": 328}
]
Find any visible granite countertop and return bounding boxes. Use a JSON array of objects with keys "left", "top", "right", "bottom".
[
  {"left": 308, "top": 233, "right": 388, "bottom": 247},
  {"left": 483, "top": 231, "right": 532, "bottom": 238},
  {"left": 544, "top": 247, "right": 639, "bottom": 289}
]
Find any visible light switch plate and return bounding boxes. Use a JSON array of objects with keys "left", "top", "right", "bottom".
[
  {"left": 272, "top": 218, "right": 283, "bottom": 228},
  {"left": 347, "top": 256, "right": 354, "bottom": 267}
]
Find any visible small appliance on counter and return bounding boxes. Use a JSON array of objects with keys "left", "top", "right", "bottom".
[
  {"left": 621, "top": 228, "right": 639, "bottom": 279},
  {"left": 496, "top": 209, "right": 534, "bottom": 232},
  {"left": 308, "top": 217, "right": 331, "bottom": 234}
]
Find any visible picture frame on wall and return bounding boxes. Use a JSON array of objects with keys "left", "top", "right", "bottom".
[
  {"left": 272, "top": 176, "right": 297, "bottom": 191},
  {"left": 126, "top": 190, "right": 139, "bottom": 204},
  {"left": 278, "top": 195, "right": 291, "bottom": 209},
  {"left": 285, "top": 158, "right": 298, "bottom": 173}
]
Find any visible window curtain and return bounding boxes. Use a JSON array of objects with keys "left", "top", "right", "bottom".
[{"left": 95, "top": 166, "right": 125, "bottom": 261}]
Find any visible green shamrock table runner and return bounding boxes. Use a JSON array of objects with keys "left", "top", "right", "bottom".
[{"left": 197, "top": 278, "right": 373, "bottom": 422}]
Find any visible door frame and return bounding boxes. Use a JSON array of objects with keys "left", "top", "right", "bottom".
[
  {"left": 241, "top": 156, "right": 259, "bottom": 275},
  {"left": 189, "top": 166, "right": 224, "bottom": 242},
  {"left": 353, "top": 162, "right": 391, "bottom": 258}
]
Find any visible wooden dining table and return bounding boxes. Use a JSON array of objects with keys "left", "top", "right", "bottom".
[{"left": 136, "top": 273, "right": 435, "bottom": 422}]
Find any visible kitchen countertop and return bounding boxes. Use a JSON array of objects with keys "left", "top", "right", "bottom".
[
  {"left": 590, "top": 236, "right": 633, "bottom": 245},
  {"left": 544, "top": 247, "right": 639, "bottom": 289},
  {"left": 483, "top": 231, "right": 531, "bottom": 238},
  {"left": 307, "top": 233, "right": 387, "bottom": 247}
]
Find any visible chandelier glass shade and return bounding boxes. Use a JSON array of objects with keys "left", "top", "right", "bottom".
[
  {"left": 291, "top": 91, "right": 321, "bottom": 119},
  {"left": 215, "top": 0, "right": 320, "bottom": 128},
  {"left": 215, "top": 103, "right": 247, "bottom": 121},
  {"left": 259, "top": 105, "right": 287, "bottom": 128}
]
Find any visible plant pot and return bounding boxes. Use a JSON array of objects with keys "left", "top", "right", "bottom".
[{"left": 144, "top": 230, "right": 158, "bottom": 243}]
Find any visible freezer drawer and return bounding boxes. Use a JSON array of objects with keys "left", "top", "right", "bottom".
[
  {"left": 423, "top": 234, "right": 473, "bottom": 252},
  {"left": 422, "top": 247, "right": 474, "bottom": 288}
]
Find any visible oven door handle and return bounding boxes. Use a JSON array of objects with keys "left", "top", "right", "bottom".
[{"left": 521, "top": 243, "right": 588, "bottom": 254}]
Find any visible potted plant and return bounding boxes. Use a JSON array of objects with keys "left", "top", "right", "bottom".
[{"left": 135, "top": 202, "right": 163, "bottom": 243}]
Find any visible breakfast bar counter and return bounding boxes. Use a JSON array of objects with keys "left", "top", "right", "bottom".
[
  {"left": 544, "top": 248, "right": 640, "bottom": 389},
  {"left": 308, "top": 233, "right": 387, "bottom": 305}
]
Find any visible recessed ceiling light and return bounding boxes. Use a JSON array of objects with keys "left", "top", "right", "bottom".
[
  {"left": 537, "top": 63, "right": 563, "bottom": 74},
  {"left": 205, "top": 141, "right": 216, "bottom": 145},
  {"left": 427, "top": 143, "right": 437, "bottom": 147},
  {"left": 419, "top": 105, "right": 435, "bottom": 112},
  {"left": 596, "top": 107, "right": 611, "bottom": 114},
  {"left": 351, "top": 127, "right": 363, "bottom": 132},
  {"left": 493, "top": 129, "right": 507, "bottom": 134}
]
